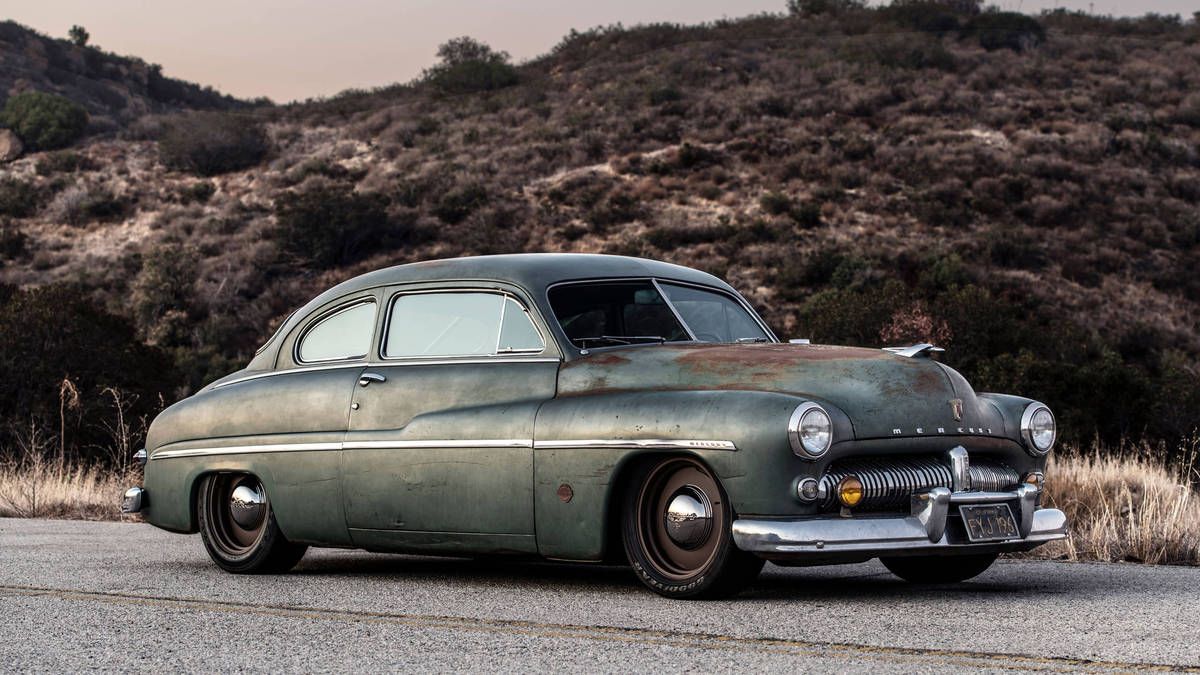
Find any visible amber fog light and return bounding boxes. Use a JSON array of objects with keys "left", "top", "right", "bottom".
[
  {"left": 837, "top": 476, "right": 864, "bottom": 508},
  {"left": 1023, "top": 471, "right": 1044, "bottom": 490}
]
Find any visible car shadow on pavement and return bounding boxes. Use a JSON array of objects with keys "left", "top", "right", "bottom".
[{"left": 258, "top": 550, "right": 1083, "bottom": 601}]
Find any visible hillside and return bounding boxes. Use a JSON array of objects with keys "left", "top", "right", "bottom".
[
  {"left": 0, "top": 21, "right": 244, "bottom": 134},
  {"left": 1, "top": 5, "right": 1199, "bottom": 460}
]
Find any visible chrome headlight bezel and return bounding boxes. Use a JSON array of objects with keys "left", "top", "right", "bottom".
[
  {"left": 789, "top": 402, "right": 833, "bottom": 459},
  {"left": 1020, "top": 402, "right": 1056, "bottom": 456}
]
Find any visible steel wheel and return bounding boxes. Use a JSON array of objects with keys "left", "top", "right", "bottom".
[
  {"left": 636, "top": 458, "right": 725, "bottom": 579},
  {"left": 197, "top": 473, "right": 307, "bottom": 574},
  {"left": 202, "top": 474, "right": 269, "bottom": 558},
  {"left": 622, "top": 456, "right": 763, "bottom": 599}
]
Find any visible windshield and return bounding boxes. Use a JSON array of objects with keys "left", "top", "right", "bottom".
[{"left": 548, "top": 280, "right": 769, "bottom": 349}]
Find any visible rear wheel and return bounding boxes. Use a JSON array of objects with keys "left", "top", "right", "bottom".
[
  {"left": 197, "top": 473, "right": 307, "bottom": 574},
  {"left": 881, "top": 553, "right": 998, "bottom": 584},
  {"left": 622, "top": 456, "right": 763, "bottom": 599}
]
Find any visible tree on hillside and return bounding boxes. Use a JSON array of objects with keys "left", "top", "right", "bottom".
[
  {"left": 421, "top": 37, "right": 519, "bottom": 94},
  {"left": 68, "top": 25, "right": 89, "bottom": 46},
  {"left": 786, "top": 0, "right": 866, "bottom": 16}
]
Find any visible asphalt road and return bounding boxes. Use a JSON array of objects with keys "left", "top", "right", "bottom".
[{"left": 2, "top": 518, "right": 1199, "bottom": 673}]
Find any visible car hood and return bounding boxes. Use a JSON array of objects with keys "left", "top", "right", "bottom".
[{"left": 556, "top": 343, "right": 1006, "bottom": 441}]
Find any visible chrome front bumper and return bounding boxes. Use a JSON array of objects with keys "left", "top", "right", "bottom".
[
  {"left": 732, "top": 485, "right": 1068, "bottom": 559},
  {"left": 121, "top": 487, "right": 145, "bottom": 514}
]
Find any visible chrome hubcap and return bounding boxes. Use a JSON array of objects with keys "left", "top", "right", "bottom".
[
  {"left": 230, "top": 482, "right": 266, "bottom": 530},
  {"left": 663, "top": 486, "right": 713, "bottom": 549}
]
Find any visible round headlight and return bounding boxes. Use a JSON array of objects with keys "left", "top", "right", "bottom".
[
  {"left": 789, "top": 402, "right": 833, "bottom": 459},
  {"left": 1020, "top": 403, "right": 1056, "bottom": 455}
]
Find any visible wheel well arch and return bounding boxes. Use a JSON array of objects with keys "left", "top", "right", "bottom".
[
  {"left": 188, "top": 469, "right": 260, "bottom": 533},
  {"left": 599, "top": 450, "right": 722, "bottom": 563}
]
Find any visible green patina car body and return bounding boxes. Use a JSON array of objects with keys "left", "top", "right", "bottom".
[{"left": 128, "top": 253, "right": 1067, "bottom": 596}]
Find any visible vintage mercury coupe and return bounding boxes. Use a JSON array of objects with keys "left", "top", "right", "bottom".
[{"left": 123, "top": 254, "right": 1067, "bottom": 598}]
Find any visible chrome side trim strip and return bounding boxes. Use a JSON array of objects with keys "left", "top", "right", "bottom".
[
  {"left": 212, "top": 357, "right": 561, "bottom": 389},
  {"left": 153, "top": 437, "right": 735, "bottom": 460},
  {"left": 533, "top": 439, "right": 737, "bottom": 451},
  {"left": 343, "top": 439, "right": 532, "bottom": 450},
  {"left": 152, "top": 442, "right": 342, "bottom": 460},
  {"left": 152, "top": 439, "right": 535, "bottom": 460}
]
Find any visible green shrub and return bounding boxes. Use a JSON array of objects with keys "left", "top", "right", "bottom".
[
  {"left": 760, "top": 191, "right": 794, "bottom": 216},
  {"left": 0, "top": 219, "right": 27, "bottom": 259},
  {"left": 421, "top": 37, "right": 519, "bottom": 94},
  {"left": 172, "top": 181, "right": 216, "bottom": 204},
  {"left": 131, "top": 243, "right": 198, "bottom": 338},
  {"left": 54, "top": 186, "right": 130, "bottom": 225},
  {"left": 34, "top": 150, "right": 94, "bottom": 176},
  {"left": 158, "top": 112, "right": 271, "bottom": 176},
  {"left": 853, "top": 34, "right": 958, "bottom": 70},
  {"left": 587, "top": 191, "right": 645, "bottom": 228},
  {"left": 884, "top": 1, "right": 964, "bottom": 33},
  {"left": 274, "top": 184, "right": 393, "bottom": 268},
  {"left": 0, "top": 178, "right": 42, "bottom": 218},
  {"left": 792, "top": 202, "right": 822, "bottom": 229},
  {"left": 433, "top": 183, "right": 488, "bottom": 224},
  {"left": 0, "top": 91, "right": 88, "bottom": 151},
  {"left": 647, "top": 86, "right": 683, "bottom": 105},
  {"left": 644, "top": 223, "right": 735, "bottom": 249},
  {"left": 965, "top": 11, "right": 1046, "bottom": 51},
  {"left": 786, "top": 0, "right": 866, "bottom": 16}
]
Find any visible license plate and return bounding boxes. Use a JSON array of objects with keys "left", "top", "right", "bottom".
[{"left": 959, "top": 504, "right": 1020, "bottom": 542}]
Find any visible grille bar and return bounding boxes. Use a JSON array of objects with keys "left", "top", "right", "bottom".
[{"left": 819, "top": 456, "right": 1020, "bottom": 511}]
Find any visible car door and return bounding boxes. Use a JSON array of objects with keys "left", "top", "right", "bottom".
[{"left": 342, "top": 284, "right": 560, "bottom": 555}]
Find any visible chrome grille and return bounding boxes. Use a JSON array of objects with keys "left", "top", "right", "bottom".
[{"left": 819, "top": 456, "right": 1020, "bottom": 511}]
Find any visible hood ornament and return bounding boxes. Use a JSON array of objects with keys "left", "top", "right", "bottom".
[
  {"left": 882, "top": 343, "right": 945, "bottom": 358},
  {"left": 949, "top": 398, "right": 964, "bottom": 422}
]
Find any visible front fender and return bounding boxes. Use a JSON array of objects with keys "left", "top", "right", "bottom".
[{"left": 532, "top": 389, "right": 826, "bottom": 560}]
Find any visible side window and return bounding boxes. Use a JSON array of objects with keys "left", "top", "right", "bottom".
[
  {"left": 498, "top": 297, "right": 545, "bottom": 352},
  {"left": 297, "top": 300, "right": 377, "bottom": 363},
  {"left": 383, "top": 292, "right": 544, "bottom": 358}
]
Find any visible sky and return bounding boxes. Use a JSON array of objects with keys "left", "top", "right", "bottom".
[{"left": 7, "top": 0, "right": 1196, "bottom": 102}]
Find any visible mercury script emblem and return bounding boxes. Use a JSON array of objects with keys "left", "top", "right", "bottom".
[{"left": 949, "top": 398, "right": 964, "bottom": 422}]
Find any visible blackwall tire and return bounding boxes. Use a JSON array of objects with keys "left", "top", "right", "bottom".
[
  {"left": 621, "top": 456, "right": 763, "bottom": 599},
  {"left": 197, "top": 473, "right": 307, "bottom": 574}
]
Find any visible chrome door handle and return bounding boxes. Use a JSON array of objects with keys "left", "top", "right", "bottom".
[{"left": 358, "top": 372, "right": 387, "bottom": 387}]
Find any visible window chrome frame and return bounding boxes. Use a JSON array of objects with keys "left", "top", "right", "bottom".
[
  {"left": 545, "top": 276, "right": 778, "bottom": 353},
  {"left": 378, "top": 287, "right": 549, "bottom": 362},
  {"left": 293, "top": 298, "right": 379, "bottom": 365},
  {"left": 255, "top": 310, "right": 295, "bottom": 356}
]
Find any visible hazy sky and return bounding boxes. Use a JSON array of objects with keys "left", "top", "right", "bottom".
[{"left": 7, "top": 1, "right": 1196, "bottom": 102}]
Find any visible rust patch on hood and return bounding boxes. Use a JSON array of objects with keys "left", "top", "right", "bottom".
[
  {"left": 673, "top": 343, "right": 887, "bottom": 370},
  {"left": 578, "top": 352, "right": 633, "bottom": 366}
]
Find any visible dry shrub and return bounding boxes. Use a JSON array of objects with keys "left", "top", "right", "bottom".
[
  {"left": 1033, "top": 440, "right": 1200, "bottom": 565},
  {"left": 0, "top": 421, "right": 134, "bottom": 520},
  {"left": 0, "top": 456, "right": 131, "bottom": 520}
]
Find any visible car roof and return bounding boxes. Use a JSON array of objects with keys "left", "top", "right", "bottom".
[
  {"left": 319, "top": 253, "right": 728, "bottom": 298},
  {"left": 243, "top": 254, "right": 739, "bottom": 371}
]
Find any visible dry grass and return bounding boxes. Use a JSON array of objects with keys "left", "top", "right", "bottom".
[
  {"left": 1031, "top": 441, "right": 1200, "bottom": 566},
  {"left": 0, "top": 455, "right": 136, "bottom": 521}
]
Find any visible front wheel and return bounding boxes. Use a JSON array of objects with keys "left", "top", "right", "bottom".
[
  {"left": 197, "top": 473, "right": 307, "bottom": 574},
  {"left": 881, "top": 553, "right": 998, "bottom": 584},
  {"left": 622, "top": 456, "right": 763, "bottom": 599}
]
